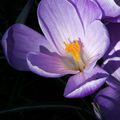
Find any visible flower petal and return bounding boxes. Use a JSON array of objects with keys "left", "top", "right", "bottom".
[
  {"left": 94, "top": 85, "right": 120, "bottom": 120},
  {"left": 37, "top": 0, "right": 84, "bottom": 55},
  {"left": 102, "top": 23, "right": 120, "bottom": 81},
  {"left": 102, "top": 50, "right": 120, "bottom": 79},
  {"left": 69, "top": 0, "right": 102, "bottom": 28},
  {"left": 27, "top": 51, "right": 79, "bottom": 78},
  {"left": 112, "top": 67, "right": 120, "bottom": 81},
  {"left": 102, "top": 57, "right": 120, "bottom": 81},
  {"left": 1, "top": 24, "right": 51, "bottom": 71},
  {"left": 95, "top": 0, "right": 120, "bottom": 22},
  {"left": 83, "top": 20, "right": 109, "bottom": 61},
  {"left": 64, "top": 66, "right": 108, "bottom": 98},
  {"left": 106, "top": 75, "right": 120, "bottom": 90},
  {"left": 103, "top": 23, "right": 120, "bottom": 59}
]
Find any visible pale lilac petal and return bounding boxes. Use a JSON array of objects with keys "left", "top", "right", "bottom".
[
  {"left": 37, "top": 0, "right": 84, "bottom": 55},
  {"left": 1, "top": 24, "right": 52, "bottom": 71},
  {"left": 95, "top": 0, "right": 120, "bottom": 22},
  {"left": 27, "top": 52, "right": 79, "bottom": 78},
  {"left": 64, "top": 66, "right": 108, "bottom": 98},
  {"left": 69, "top": 0, "right": 102, "bottom": 28},
  {"left": 94, "top": 85, "right": 120, "bottom": 120},
  {"left": 83, "top": 20, "right": 109, "bottom": 62}
]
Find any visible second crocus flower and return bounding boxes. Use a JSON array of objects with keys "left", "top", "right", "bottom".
[{"left": 94, "top": 22, "right": 120, "bottom": 120}]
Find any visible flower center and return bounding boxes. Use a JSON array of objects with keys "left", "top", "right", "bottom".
[
  {"left": 64, "top": 40, "right": 80, "bottom": 62},
  {"left": 64, "top": 40, "right": 85, "bottom": 72}
]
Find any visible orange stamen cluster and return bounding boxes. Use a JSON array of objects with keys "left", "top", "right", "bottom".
[{"left": 64, "top": 40, "right": 81, "bottom": 62}]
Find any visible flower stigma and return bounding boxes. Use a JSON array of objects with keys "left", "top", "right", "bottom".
[
  {"left": 64, "top": 40, "right": 85, "bottom": 72},
  {"left": 64, "top": 40, "right": 80, "bottom": 61}
]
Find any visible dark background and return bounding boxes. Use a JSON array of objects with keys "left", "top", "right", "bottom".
[{"left": 0, "top": 0, "right": 96, "bottom": 119}]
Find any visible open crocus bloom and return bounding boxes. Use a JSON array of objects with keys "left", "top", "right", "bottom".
[
  {"left": 93, "top": 0, "right": 120, "bottom": 22},
  {"left": 2, "top": 0, "right": 109, "bottom": 97},
  {"left": 94, "top": 23, "right": 120, "bottom": 119}
]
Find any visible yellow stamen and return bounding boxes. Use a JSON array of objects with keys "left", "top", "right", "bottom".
[{"left": 64, "top": 40, "right": 81, "bottom": 62}]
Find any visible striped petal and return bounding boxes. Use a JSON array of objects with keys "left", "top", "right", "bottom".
[
  {"left": 27, "top": 51, "right": 79, "bottom": 78},
  {"left": 1, "top": 24, "right": 51, "bottom": 71},
  {"left": 94, "top": 83, "right": 120, "bottom": 120},
  {"left": 95, "top": 0, "right": 120, "bottom": 22},
  {"left": 102, "top": 23, "right": 120, "bottom": 81},
  {"left": 37, "top": 0, "right": 84, "bottom": 55},
  {"left": 64, "top": 66, "right": 108, "bottom": 98}
]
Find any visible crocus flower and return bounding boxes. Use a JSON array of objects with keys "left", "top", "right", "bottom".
[
  {"left": 93, "top": 0, "right": 120, "bottom": 22},
  {"left": 94, "top": 23, "right": 120, "bottom": 120},
  {"left": 2, "top": 0, "right": 109, "bottom": 97}
]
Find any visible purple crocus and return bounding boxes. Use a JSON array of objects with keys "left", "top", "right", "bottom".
[
  {"left": 2, "top": 0, "right": 109, "bottom": 97},
  {"left": 94, "top": 23, "right": 120, "bottom": 120}
]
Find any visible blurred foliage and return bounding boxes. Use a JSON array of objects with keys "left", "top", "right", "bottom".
[{"left": 0, "top": 0, "right": 96, "bottom": 119}]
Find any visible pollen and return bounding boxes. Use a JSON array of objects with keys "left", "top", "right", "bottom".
[{"left": 64, "top": 40, "right": 81, "bottom": 62}]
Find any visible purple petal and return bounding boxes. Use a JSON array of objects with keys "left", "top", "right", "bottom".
[
  {"left": 69, "top": 0, "right": 102, "bottom": 28},
  {"left": 102, "top": 23, "right": 120, "bottom": 81},
  {"left": 106, "top": 15, "right": 120, "bottom": 23},
  {"left": 95, "top": 0, "right": 120, "bottom": 22},
  {"left": 83, "top": 20, "right": 109, "bottom": 61},
  {"left": 1, "top": 24, "right": 51, "bottom": 71},
  {"left": 103, "top": 58, "right": 120, "bottom": 73},
  {"left": 64, "top": 66, "right": 108, "bottom": 98},
  {"left": 27, "top": 52, "right": 79, "bottom": 78},
  {"left": 106, "top": 75, "right": 120, "bottom": 90},
  {"left": 112, "top": 67, "right": 120, "bottom": 81},
  {"left": 102, "top": 58, "right": 120, "bottom": 81},
  {"left": 103, "top": 23, "right": 120, "bottom": 59},
  {"left": 103, "top": 57, "right": 120, "bottom": 83},
  {"left": 37, "top": 0, "right": 84, "bottom": 55},
  {"left": 94, "top": 85, "right": 120, "bottom": 120}
]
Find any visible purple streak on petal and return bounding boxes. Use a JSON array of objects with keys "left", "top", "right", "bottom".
[
  {"left": 112, "top": 67, "right": 120, "bottom": 82},
  {"left": 102, "top": 57, "right": 120, "bottom": 81},
  {"left": 27, "top": 51, "right": 79, "bottom": 78},
  {"left": 67, "top": 0, "right": 85, "bottom": 32},
  {"left": 37, "top": 15, "right": 61, "bottom": 54},
  {"left": 106, "top": 15, "right": 120, "bottom": 23},
  {"left": 37, "top": 0, "right": 84, "bottom": 55},
  {"left": 94, "top": 85, "right": 120, "bottom": 120},
  {"left": 64, "top": 66, "right": 108, "bottom": 98},
  {"left": 69, "top": 0, "right": 102, "bottom": 29},
  {"left": 102, "top": 23, "right": 120, "bottom": 80},
  {"left": 1, "top": 24, "right": 50, "bottom": 71},
  {"left": 95, "top": 0, "right": 120, "bottom": 22},
  {"left": 103, "top": 23, "right": 120, "bottom": 60},
  {"left": 103, "top": 59, "right": 120, "bottom": 74},
  {"left": 106, "top": 75, "right": 120, "bottom": 90},
  {"left": 108, "top": 50, "right": 120, "bottom": 58}
]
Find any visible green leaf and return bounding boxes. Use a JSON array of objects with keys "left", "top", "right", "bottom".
[{"left": 16, "top": 0, "right": 34, "bottom": 23}]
